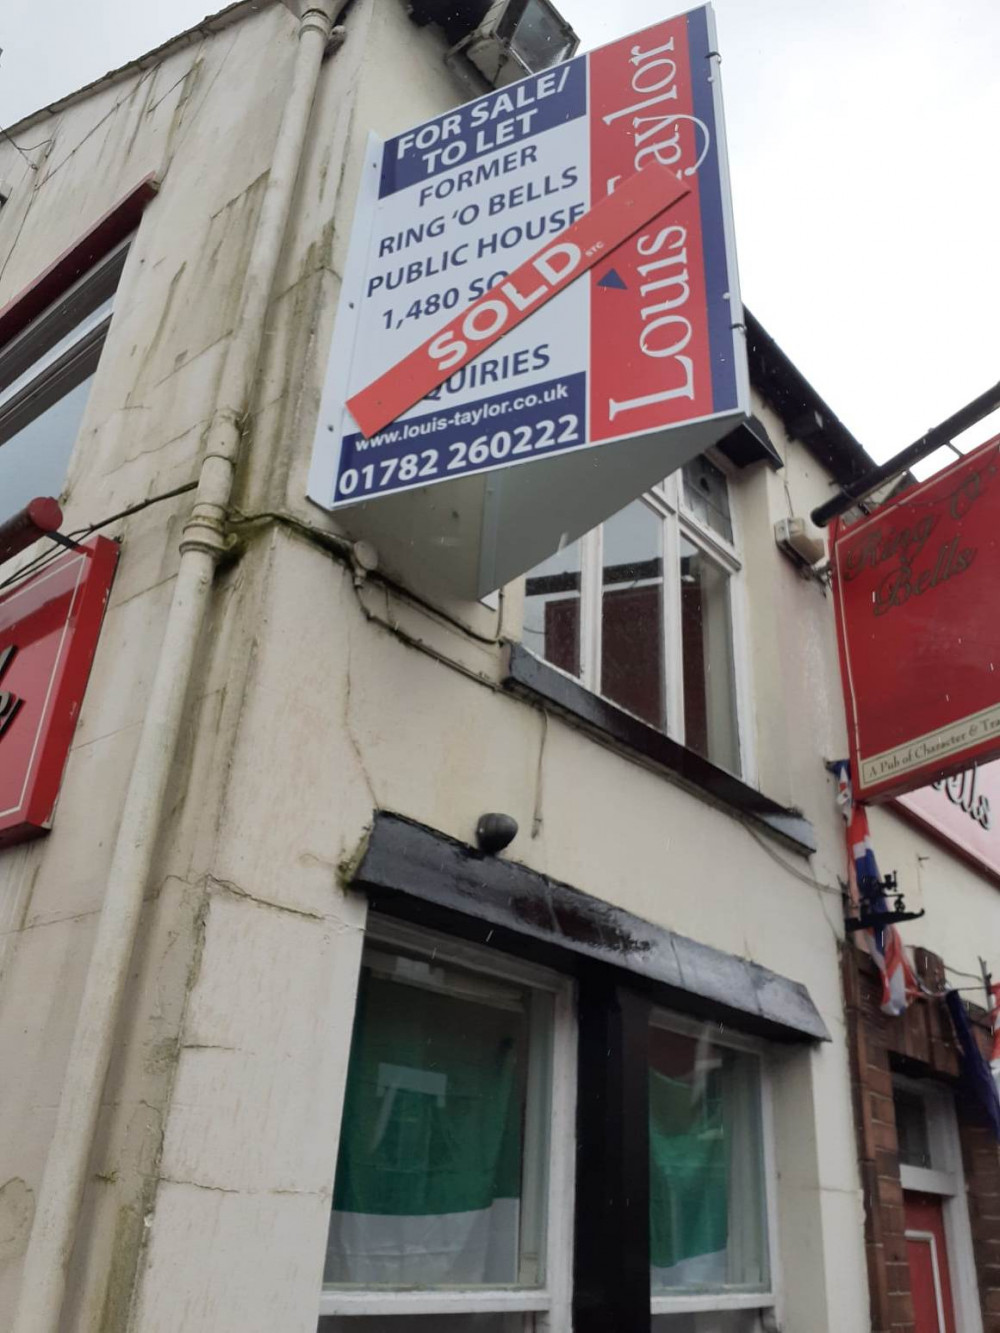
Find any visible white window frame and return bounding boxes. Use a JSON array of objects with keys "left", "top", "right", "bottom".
[
  {"left": 647, "top": 1010, "right": 780, "bottom": 1325},
  {"left": 319, "top": 916, "right": 577, "bottom": 1333},
  {"left": 522, "top": 451, "right": 756, "bottom": 783},
  {"left": 659, "top": 453, "right": 757, "bottom": 785},
  {"left": 895, "top": 1075, "right": 984, "bottom": 1333}
]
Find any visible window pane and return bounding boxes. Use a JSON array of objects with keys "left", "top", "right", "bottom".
[
  {"left": 682, "top": 455, "right": 733, "bottom": 544},
  {"left": 1, "top": 371, "right": 95, "bottom": 515},
  {"left": 326, "top": 953, "right": 551, "bottom": 1290},
  {"left": 523, "top": 541, "right": 581, "bottom": 677},
  {"left": 652, "top": 1311, "right": 763, "bottom": 1332},
  {"left": 680, "top": 539, "right": 740, "bottom": 774},
  {"left": 0, "top": 296, "right": 112, "bottom": 403},
  {"left": 649, "top": 1023, "right": 768, "bottom": 1295},
  {"left": 321, "top": 1315, "right": 533, "bottom": 1332},
  {"left": 0, "top": 243, "right": 125, "bottom": 518},
  {"left": 601, "top": 500, "right": 664, "bottom": 728},
  {"left": 894, "top": 1087, "right": 933, "bottom": 1169}
]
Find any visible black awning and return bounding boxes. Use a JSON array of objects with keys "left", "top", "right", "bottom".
[{"left": 351, "top": 812, "right": 830, "bottom": 1044}]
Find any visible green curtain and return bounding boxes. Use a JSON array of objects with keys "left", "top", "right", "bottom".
[
  {"left": 649, "top": 1068, "right": 729, "bottom": 1272},
  {"left": 333, "top": 969, "right": 525, "bottom": 1218}
]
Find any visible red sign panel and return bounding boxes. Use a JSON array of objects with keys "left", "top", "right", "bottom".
[
  {"left": 587, "top": 15, "right": 717, "bottom": 442},
  {"left": 0, "top": 538, "right": 118, "bottom": 847},
  {"left": 346, "top": 163, "right": 689, "bottom": 439},
  {"left": 833, "top": 434, "right": 1000, "bottom": 801},
  {"left": 895, "top": 760, "right": 1000, "bottom": 883}
]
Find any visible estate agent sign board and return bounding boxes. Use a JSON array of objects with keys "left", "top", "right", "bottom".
[
  {"left": 0, "top": 538, "right": 117, "bottom": 847},
  {"left": 308, "top": 4, "right": 749, "bottom": 597},
  {"left": 833, "top": 434, "right": 1000, "bottom": 802}
]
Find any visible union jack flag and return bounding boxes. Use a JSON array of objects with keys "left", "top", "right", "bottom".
[{"left": 833, "top": 760, "right": 918, "bottom": 1016}]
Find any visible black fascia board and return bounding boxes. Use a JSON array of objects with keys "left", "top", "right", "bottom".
[
  {"left": 352, "top": 811, "right": 831, "bottom": 1045},
  {"left": 745, "top": 306, "right": 874, "bottom": 489},
  {"left": 504, "top": 643, "right": 817, "bottom": 856}
]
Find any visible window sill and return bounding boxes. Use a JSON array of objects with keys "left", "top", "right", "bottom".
[
  {"left": 651, "top": 1292, "right": 774, "bottom": 1315},
  {"left": 898, "top": 1164, "right": 956, "bottom": 1196},
  {"left": 503, "top": 643, "right": 816, "bottom": 857},
  {"left": 319, "top": 1288, "right": 550, "bottom": 1316}
]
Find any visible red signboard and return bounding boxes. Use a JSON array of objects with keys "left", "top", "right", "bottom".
[
  {"left": 833, "top": 434, "right": 1000, "bottom": 801},
  {"left": 586, "top": 15, "right": 718, "bottom": 444},
  {"left": 346, "top": 163, "right": 689, "bottom": 438},
  {"left": 0, "top": 538, "right": 118, "bottom": 847},
  {"left": 895, "top": 760, "right": 1000, "bottom": 883}
]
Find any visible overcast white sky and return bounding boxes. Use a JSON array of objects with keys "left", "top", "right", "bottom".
[{"left": 2, "top": 0, "right": 998, "bottom": 472}]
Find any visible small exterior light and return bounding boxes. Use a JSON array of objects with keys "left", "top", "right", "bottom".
[{"left": 476, "top": 812, "right": 519, "bottom": 855}]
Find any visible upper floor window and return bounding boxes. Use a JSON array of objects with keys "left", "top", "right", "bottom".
[
  {"left": 0, "top": 239, "right": 129, "bottom": 517},
  {"left": 523, "top": 454, "right": 750, "bottom": 777}
]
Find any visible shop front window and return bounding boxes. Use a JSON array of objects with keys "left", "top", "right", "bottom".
[
  {"left": 522, "top": 455, "right": 748, "bottom": 775},
  {"left": 322, "top": 919, "right": 784, "bottom": 1332},
  {"left": 649, "top": 1019, "right": 770, "bottom": 1315},
  {"left": 652, "top": 1314, "right": 762, "bottom": 1332},
  {"left": 320, "top": 923, "right": 575, "bottom": 1329}
]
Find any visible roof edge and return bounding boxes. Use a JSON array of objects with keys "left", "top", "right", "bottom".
[
  {"left": 745, "top": 305, "right": 874, "bottom": 488},
  {"left": 2, "top": 6, "right": 877, "bottom": 505},
  {"left": 2, "top": 0, "right": 277, "bottom": 138}
]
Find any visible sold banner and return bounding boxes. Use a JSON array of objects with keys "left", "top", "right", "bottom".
[
  {"left": 308, "top": 4, "right": 747, "bottom": 510},
  {"left": 347, "top": 164, "right": 690, "bottom": 437},
  {"left": 833, "top": 434, "right": 1000, "bottom": 801}
]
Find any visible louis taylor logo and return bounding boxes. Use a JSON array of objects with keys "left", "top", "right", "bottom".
[
  {"left": 0, "top": 645, "right": 22, "bottom": 739},
  {"left": 599, "top": 34, "right": 713, "bottom": 423}
]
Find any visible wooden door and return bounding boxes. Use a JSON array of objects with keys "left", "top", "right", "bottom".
[{"left": 905, "top": 1191, "right": 957, "bottom": 1333}]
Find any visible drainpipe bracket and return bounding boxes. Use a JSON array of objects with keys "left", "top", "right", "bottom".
[{"left": 179, "top": 513, "right": 230, "bottom": 561}]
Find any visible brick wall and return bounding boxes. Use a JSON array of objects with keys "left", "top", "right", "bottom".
[
  {"left": 842, "top": 943, "right": 1000, "bottom": 1332},
  {"left": 960, "top": 1103, "right": 1000, "bottom": 1332}
]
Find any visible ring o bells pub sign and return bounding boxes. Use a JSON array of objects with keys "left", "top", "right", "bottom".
[
  {"left": 308, "top": 4, "right": 750, "bottom": 598},
  {"left": 833, "top": 434, "right": 1000, "bottom": 802}
]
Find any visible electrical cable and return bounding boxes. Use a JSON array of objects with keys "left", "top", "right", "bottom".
[
  {"left": 229, "top": 506, "right": 506, "bottom": 644},
  {"left": 0, "top": 481, "right": 198, "bottom": 593},
  {"left": 0, "top": 124, "right": 52, "bottom": 167},
  {"left": 69, "top": 480, "right": 197, "bottom": 538},
  {"left": 738, "top": 817, "right": 843, "bottom": 896}
]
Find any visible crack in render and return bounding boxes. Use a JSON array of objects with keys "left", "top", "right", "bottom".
[
  {"left": 343, "top": 623, "right": 380, "bottom": 810},
  {"left": 203, "top": 874, "right": 325, "bottom": 922},
  {"left": 157, "top": 1176, "right": 323, "bottom": 1198}
]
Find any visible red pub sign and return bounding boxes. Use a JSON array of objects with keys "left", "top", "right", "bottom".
[
  {"left": 833, "top": 433, "right": 1000, "bottom": 801},
  {"left": 0, "top": 538, "right": 117, "bottom": 847},
  {"left": 896, "top": 760, "right": 1000, "bottom": 882}
]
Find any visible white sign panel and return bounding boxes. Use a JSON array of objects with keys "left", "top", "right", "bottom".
[{"left": 308, "top": 3, "right": 748, "bottom": 519}]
